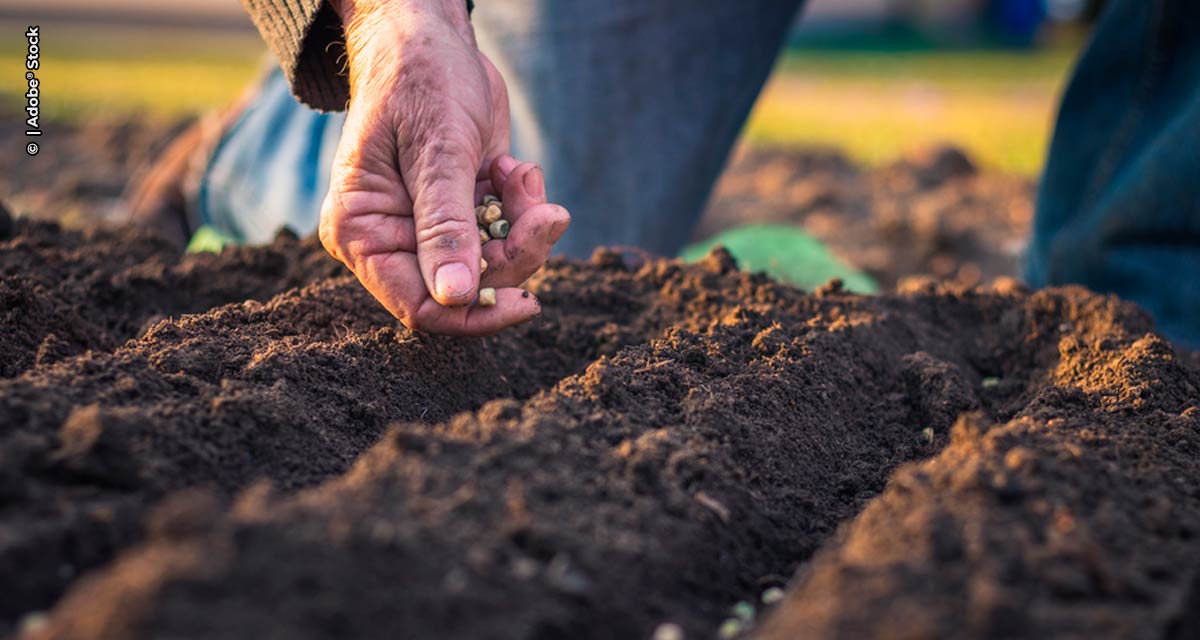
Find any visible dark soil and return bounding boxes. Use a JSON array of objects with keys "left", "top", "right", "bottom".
[
  {"left": 0, "top": 213, "right": 1196, "bottom": 639},
  {"left": 0, "top": 115, "right": 189, "bottom": 228},
  {"left": 3, "top": 119, "right": 1197, "bottom": 639},
  {"left": 0, "top": 218, "right": 341, "bottom": 379},
  {"left": 700, "top": 144, "right": 1032, "bottom": 289}
]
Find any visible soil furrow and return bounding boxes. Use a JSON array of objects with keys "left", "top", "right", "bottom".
[{"left": 3, "top": 219, "right": 1198, "bottom": 639}]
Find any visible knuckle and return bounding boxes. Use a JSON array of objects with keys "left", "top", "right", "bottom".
[
  {"left": 409, "top": 120, "right": 477, "bottom": 177},
  {"left": 415, "top": 210, "right": 473, "bottom": 250},
  {"left": 504, "top": 240, "right": 531, "bottom": 267}
]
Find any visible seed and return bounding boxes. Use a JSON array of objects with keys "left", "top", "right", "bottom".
[
  {"left": 489, "top": 219, "right": 510, "bottom": 239},
  {"left": 717, "top": 618, "right": 743, "bottom": 639},
  {"left": 982, "top": 376, "right": 1000, "bottom": 388},
  {"left": 652, "top": 623, "right": 684, "bottom": 640},
  {"left": 479, "top": 225, "right": 490, "bottom": 245},
  {"left": 475, "top": 205, "right": 490, "bottom": 225},
  {"left": 761, "top": 587, "right": 785, "bottom": 605},
  {"left": 480, "top": 257, "right": 488, "bottom": 273},
  {"left": 481, "top": 202, "right": 503, "bottom": 225},
  {"left": 922, "top": 426, "right": 935, "bottom": 444},
  {"left": 730, "top": 601, "right": 755, "bottom": 622},
  {"left": 482, "top": 194, "right": 499, "bottom": 206},
  {"left": 478, "top": 287, "right": 496, "bottom": 307}
]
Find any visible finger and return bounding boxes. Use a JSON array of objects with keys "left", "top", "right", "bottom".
[
  {"left": 475, "top": 178, "right": 495, "bottom": 205},
  {"left": 488, "top": 154, "right": 520, "bottom": 194},
  {"left": 482, "top": 203, "right": 570, "bottom": 287},
  {"left": 488, "top": 160, "right": 545, "bottom": 225},
  {"left": 411, "top": 287, "right": 541, "bottom": 336},
  {"left": 355, "top": 250, "right": 432, "bottom": 327},
  {"left": 473, "top": 154, "right": 499, "bottom": 202},
  {"left": 357, "top": 250, "right": 538, "bottom": 335},
  {"left": 481, "top": 161, "right": 567, "bottom": 286},
  {"left": 408, "top": 137, "right": 483, "bottom": 307}
]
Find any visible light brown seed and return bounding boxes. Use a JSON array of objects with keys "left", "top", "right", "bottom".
[
  {"left": 761, "top": 587, "right": 785, "bottom": 605},
  {"left": 478, "top": 287, "right": 496, "bottom": 307},
  {"left": 479, "top": 226, "right": 490, "bottom": 245},
  {"left": 717, "top": 619, "right": 743, "bottom": 639},
  {"left": 480, "top": 257, "right": 488, "bottom": 273},
  {"left": 475, "top": 205, "right": 490, "bottom": 225},
  {"left": 481, "top": 202, "right": 503, "bottom": 225},
  {"left": 489, "top": 219, "right": 510, "bottom": 239}
]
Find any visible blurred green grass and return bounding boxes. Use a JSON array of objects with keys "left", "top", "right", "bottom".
[
  {"left": 745, "top": 47, "right": 1079, "bottom": 176},
  {"left": 0, "top": 19, "right": 1079, "bottom": 176},
  {"left": 0, "top": 20, "right": 263, "bottom": 121}
]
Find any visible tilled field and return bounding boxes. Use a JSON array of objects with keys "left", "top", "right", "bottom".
[{"left": 1, "top": 207, "right": 1198, "bottom": 639}]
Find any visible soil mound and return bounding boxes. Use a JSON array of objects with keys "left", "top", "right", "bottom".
[
  {"left": 701, "top": 145, "right": 1032, "bottom": 288},
  {"left": 1, "top": 220, "right": 1197, "bottom": 639}
]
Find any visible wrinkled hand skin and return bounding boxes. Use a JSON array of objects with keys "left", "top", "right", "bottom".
[{"left": 320, "top": 0, "right": 570, "bottom": 335}]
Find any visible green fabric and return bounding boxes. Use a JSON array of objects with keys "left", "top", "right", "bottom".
[
  {"left": 186, "top": 225, "right": 237, "bottom": 254},
  {"left": 679, "top": 224, "right": 878, "bottom": 293}
]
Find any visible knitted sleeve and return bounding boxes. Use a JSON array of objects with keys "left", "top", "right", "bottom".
[{"left": 239, "top": 1, "right": 474, "bottom": 112}]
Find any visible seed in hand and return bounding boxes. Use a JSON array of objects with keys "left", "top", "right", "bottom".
[
  {"left": 478, "top": 225, "right": 490, "bottom": 245},
  {"left": 478, "top": 287, "right": 496, "bottom": 307},
  {"left": 480, "top": 257, "right": 488, "bottom": 273},
  {"left": 482, "top": 203, "right": 503, "bottom": 225},
  {"left": 488, "top": 219, "right": 510, "bottom": 239}
]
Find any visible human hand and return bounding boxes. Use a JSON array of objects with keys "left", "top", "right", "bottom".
[{"left": 320, "top": 0, "right": 569, "bottom": 335}]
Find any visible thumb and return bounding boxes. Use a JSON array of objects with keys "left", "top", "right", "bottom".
[{"left": 408, "top": 138, "right": 483, "bottom": 307}]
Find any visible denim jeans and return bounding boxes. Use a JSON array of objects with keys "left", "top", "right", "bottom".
[
  {"left": 199, "top": 0, "right": 1200, "bottom": 347},
  {"left": 1025, "top": 0, "right": 1200, "bottom": 348}
]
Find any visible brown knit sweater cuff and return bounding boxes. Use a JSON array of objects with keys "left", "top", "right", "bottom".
[
  {"left": 242, "top": 1, "right": 475, "bottom": 113},
  {"left": 241, "top": 0, "right": 350, "bottom": 112}
]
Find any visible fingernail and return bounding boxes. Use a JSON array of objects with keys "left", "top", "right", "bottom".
[
  {"left": 496, "top": 155, "right": 519, "bottom": 179},
  {"left": 523, "top": 166, "right": 545, "bottom": 200},
  {"left": 434, "top": 262, "right": 473, "bottom": 301},
  {"left": 549, "top": 218, "right": 569, "bottom": 242}
]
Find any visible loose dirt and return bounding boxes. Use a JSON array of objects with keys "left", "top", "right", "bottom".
[
  {"left": 0, "top": 115, "right": 189, "bottom": 228},
  {"left": 3, "top": 116, "right": 1197, "bottom": 639},
  {"left": 0, "top": 209, "right": 1197, "bottom": 639}
]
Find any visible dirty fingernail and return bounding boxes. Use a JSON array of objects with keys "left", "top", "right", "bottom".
[
  {"left": 434, "top": 262, "right": 473, "bottom": 301},
  {"left": 549, "top": 218, "right": 570, "bottom": 242},
  {"left": 496, "top": 155, "right": 519, "bottom": 179},
  {"left": 523, "top": 166, "right": 545, "bottom": 200}
]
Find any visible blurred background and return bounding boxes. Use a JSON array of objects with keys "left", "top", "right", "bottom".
[
  {"left": 0, "top": 0, "right": 1104, "bottom": 288},
  {"left": 0, "top": 0, "right": 1101, "bottom": 173}
]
